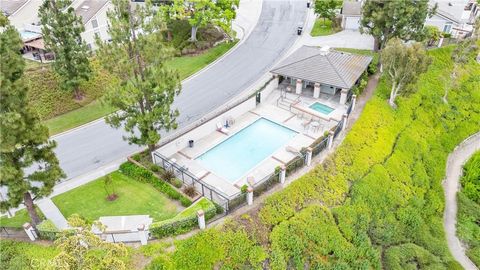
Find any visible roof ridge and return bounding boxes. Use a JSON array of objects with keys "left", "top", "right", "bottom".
[
  {"left": 271, "top": 46, "right": 323, "bottom": 72},
  {"left": 325, "top": 54, "right": 349, "bottom": 88}
]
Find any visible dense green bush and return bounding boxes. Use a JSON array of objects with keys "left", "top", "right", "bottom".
[
  {"left": 119, "top": 161, "right": 192, "bottom": 207},
  {"left": 457, "top": 151, "right": 480, "bottom": 266},
  {"left": 0, "top": 240, "right": 58, "bottom": 269},
  {"left": 149, "top": 198, "right": 216, "bottom": 238},
  {"left": 37, "top": 219, "right": 59, "bottom": 241}
]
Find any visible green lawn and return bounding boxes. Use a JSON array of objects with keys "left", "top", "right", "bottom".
[
  {"left": 52, "top": 171, "right": 180, "bottom": 222},
  {"left": 44, "top": 100, "right": 115, "bottom": 135},
  {"left": 0, "top": 240, "right": 59, "bottom": 270},
  {"left": 0, "top": 207, "right": 45, "bottom": 228},
  {"left": 43, "top": 41, "right": 237, "bottom": 135},
  {"left": 310, "top": 19, "right": 337, "bottom": 36}
]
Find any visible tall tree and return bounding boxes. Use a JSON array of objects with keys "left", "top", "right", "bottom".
[
  {"left": 381, "top": 38, "right": 431, "bottom": 107},
  {"left": 53, "top": 215, "right": 128, "bottom": 269},
  {"left": 0, "top": 15, "right": 64, "bottom": 227},
  {"left": 169, "top": 0, "right": 239, "bottom": 42},
  {"left": 360, "top": 0, "right": 436, "bottom": 50},
  {"left": 314, "top": 0, "right": 340, "bottom": 25},
  {"left": 96, "top": 0, "right": 181, "bottom": 153},
  {"left": 39, "top": 0, "right": 92, "bottom": 100}
]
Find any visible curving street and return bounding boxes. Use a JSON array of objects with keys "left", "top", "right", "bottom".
[{"left": 52, "top": 0, "right": 308, "bottom": 180}]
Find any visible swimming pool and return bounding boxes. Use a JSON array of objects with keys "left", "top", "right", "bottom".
[
  {"left": 309, "top": 102, "right": 335, "bottom": 115},
  {"left": 196, "top": 118, "right": 297, "bottom": 183}
]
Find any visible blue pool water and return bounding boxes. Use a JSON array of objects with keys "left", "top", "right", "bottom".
[
  {"left": 196, "top": 118, "right": 297, "bottom": 183},
  {"left": 309, "top": 102, "right": 335, "bottom": 115}
]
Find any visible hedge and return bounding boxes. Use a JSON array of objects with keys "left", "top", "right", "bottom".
[
  {"left": 149, "top": 198, "right": 216, "bottom": 238},
  {"left": 37, "top": 219, "right": 60, "bottom": 241},
  {"left": 119, "top": 161, "right": 192, "bottom": 207}
]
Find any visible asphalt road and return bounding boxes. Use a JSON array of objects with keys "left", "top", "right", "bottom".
[{"left": 53, "top": 0, "right": 308, "bottom": 179}]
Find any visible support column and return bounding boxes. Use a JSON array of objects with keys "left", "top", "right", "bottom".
[
  {"left": 23, "top": 223, "right": 38, "bottom": 241},
  {"left": 272, "top": 74, "right": 279, "bottom": 89},
  {"left": 328, "top": 130, "right": 334, "bottom": 149},
  {"left": 340, "top": 89, "right": 348, "bottom": 105},
  {"left": 197, "top": 210, "right": 206, "bottom": 230},
  {"left": 295, "top": 79, "right": 303, "bottom": 95},
  {"left": 151, "top": 151, "right": 156, "bottom": 164},
  {"left": 342, "top": 114, "right": 348, "bottom": 131},
  {"left": 438, "top": 37, "right": 444, "bottom": 48},
  {"left": 313, "top": 83, "right": 321, "bottom": 98},
  {"left": 137, "top": 224, "right": 148, "bottom": 245},
  {"left": 306, "top": 147, "right": 313, "bottom": 166},
  {"left": 279, "top": 165, "right": 286, "bottom": 184},
  {"left": 351, "top": 94, "right": 357, "bottom": 112},
  {"left": 247, "top": 187, "right": 253, "bottom": 205}
]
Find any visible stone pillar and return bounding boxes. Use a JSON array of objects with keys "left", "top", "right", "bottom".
[
  {"left": 313, "top": 83, "right": 321, "bottom": 98},
  {"left": 23, "top": 223, "right": 38, "bottom": 241},
  {"left": 247, "top": 187, "right": 254, "bottom": 205},
  {"left": 351, "top": 94, "right": 357, "bottom": 112},
  {"left": 438, "top": 37, "right": 444, "bottom": 48},
  {"left": 342, "top": 114, "right": 348, "bottom": 131},
  {"left": 306, "top": 147, "right": 313, "bottom": 166},
  {"left": 295, "top": 79, "right": 303, "bottom": 95},
  {"left": 197, "top": 210, "right": 206, "bottom": 230},
  {"left": 279, "top": 165, "right": 286, "bottom": 184},
  {"left": 328, "top": 130, "right": 334, "bottom": 149},
  {"left": 137, "top": 224, "right": 148, "bottom": 245},
  {"left": 151, "top": 151, "right": 156, "bottom": 165},
  {"left": 272, "top": 74, "right": 279, "bottom": 89},
  {"left": 339, "top": 89, "right": 348, "bottom": 105}
]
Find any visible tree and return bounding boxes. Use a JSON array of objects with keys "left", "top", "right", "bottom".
[
  {"left": 314, "top": 0, "right": 340, "bottom": 25},
  {"left": 0, "top": 15, "right": 64, "bottom": 227},
  {"left": 39, "top": 0, "right": 92, "bottom": 100},
  {"left": 425, "top": 25, "right": 442, "bottom": 47},
  {"left": 381, "top": 38, "right": 431, "bottom": 107},
  {"left": 169, "top": 0, "right": 239, "bottom": 42},
  {"left": 53, "top": 215, "right": 128, "bottom": 269},
  {"left": 96, "top": 0, "right": 181, "bottom": 153},
  {"left": 360, "top": 0, "right": 436, "bottom": 50}
]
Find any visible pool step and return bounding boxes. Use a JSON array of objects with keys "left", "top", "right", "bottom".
[{"left": 276, "top": 96, "right": 299, "bottom": 111}]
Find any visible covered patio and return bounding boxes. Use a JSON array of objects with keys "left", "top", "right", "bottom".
[{"left": 270, "top": 45, "right": 372, "bottom": 106}]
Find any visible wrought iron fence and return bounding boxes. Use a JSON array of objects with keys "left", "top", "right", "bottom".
[
  {"left": 312, "top": 137, "right": 329, "bottom": 157},
  {"left": 0, "top": 227, "right": 29, "bottom": 239},
  {"left": 152, "top": 152, "right": 230, "bottom": 212}
]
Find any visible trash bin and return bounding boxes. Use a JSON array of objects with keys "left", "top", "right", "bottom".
[
  {"left": 189, "top": 140, "right": 194, "bottom": 148},
  {"left": 297, "top": 26, "right": 303, "bottom": 35},
  {"left": 307, "top": 2, "right": 310, "bottom": 8}
]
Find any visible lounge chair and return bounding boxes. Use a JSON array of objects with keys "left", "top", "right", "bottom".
[{"left": 216, "top": 122, "right": 229, "bottom": 135}]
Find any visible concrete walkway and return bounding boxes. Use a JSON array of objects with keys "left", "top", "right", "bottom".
[
  {"left": 443, "top": 132, "right": 480, "bottom": 270},
  {"left": 37, "top": 198, "right": 69, "bottom": 230}
]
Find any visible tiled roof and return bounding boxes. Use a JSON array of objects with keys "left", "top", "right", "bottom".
[
  {"left": 271, "top": 46, "right": 372, "bottom": 89},
  {"left": 74, "top": 0, "right": 108, "bottom": 24}
]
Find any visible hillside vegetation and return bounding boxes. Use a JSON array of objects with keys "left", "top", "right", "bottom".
[
  {"left": 145, "top": 45, "right": 480, "bottom": 269},
  {"left": 458, "top": 151, "right": 480, "bottom": 266}
]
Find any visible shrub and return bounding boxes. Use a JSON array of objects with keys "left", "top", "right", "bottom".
[
  {"left": 240, "top": 184, "right": 248, "bottom": 194},
  {"left": 119, "top": 162, "right": 192, "bottom": 206},
  {"left": 172, "top": 179, "right": 183, "bottom": 189},
  {"left": 161, "top": 169, "right": 176, "bottom": 183},
  {"left": 149, "top": 164, "right": 161, "bottom": 173},
  {"left": 37, "top": 219, "right": 60, "bottom": 241},
  {"left": 183, "top": 186, "right": 197, "bottom": 198},
  {"left": 150, "top": 198, "right": 216, "bottom": 238}
]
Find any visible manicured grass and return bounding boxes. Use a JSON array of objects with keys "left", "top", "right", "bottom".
[
  {"left": 42, "top": 41, "right": 237, "bottom": 135},
  {"left": 0, "top": 207, "right": 45, "bottom": 228},
  {"left": 52, "top": 171, "right": 180, "bottom": 222},
  {"left": 176, "top": 198, "right": 213, "bottom": 218},
  {"left": 166, "top": 40, "right": 237, "bottom": 79},
  {"left": 45, "top": 100, "right": 115, "bottom": 135},
  {"left": 310, "top": 19, "right": 337, "bottom": 36}
]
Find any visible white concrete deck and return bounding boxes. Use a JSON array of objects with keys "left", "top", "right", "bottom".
[{"left": 157, "top": 87, "right": 345, "bottom": 198}]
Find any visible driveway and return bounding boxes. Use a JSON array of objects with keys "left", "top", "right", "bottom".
[
  {"left": 52, "top": 0, "right": 308, "bottom": 180},
  {"left": 443, "top": 133, "right": 480, "bottom": 270}
]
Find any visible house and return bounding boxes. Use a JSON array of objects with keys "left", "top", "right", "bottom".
[
  {"left": 72, "top": 0, "right": 112, "bottom": 50},
  {"left": 0, "top": 0, "right": 42, "bottom": 30},
  {"left": 340, "top": 0, "right": 362, "bottom": 31},
  {"left": 425, "top": 0, "right": 479, "bottom": 38},
  {"left": 270, "top": 46, "right": 372, "bottom": 105}
]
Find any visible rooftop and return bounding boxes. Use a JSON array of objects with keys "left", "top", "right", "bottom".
[
  {"left": 74, "top": 0, "right": 108, "bottom": 24},
  {"left": 0, "top": 0, "right": 28, "bottom": 16},
  {"left": 271, "top": 46, "right": 372, "bottom": 89},
  {"left": 430, "top": 0, "right": 473, "bottom": 23}
]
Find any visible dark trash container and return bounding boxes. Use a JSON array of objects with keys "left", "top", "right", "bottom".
[
  {"left": 189, "top": 140, "right": 194, "bottom": 148},
  {"left": 307, "top": 2, "right": 310, "bottom": 8},
  {"left": 297, "top": 26, "right": 303, "bottom": 35}
]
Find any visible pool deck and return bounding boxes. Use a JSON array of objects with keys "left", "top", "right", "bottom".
[{"left": 158, "top": 89, "right": 347, "bottom": 197}]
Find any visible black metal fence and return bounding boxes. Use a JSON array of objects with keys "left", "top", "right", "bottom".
[
  {"left": 152, "top": 152, "right": 230, "bottom": 212},
  {"left": 0, "top": 227, "right": 29, "bottom": 239}
]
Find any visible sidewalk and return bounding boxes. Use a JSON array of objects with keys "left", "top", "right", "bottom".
[{"left": 37, "top": 198, "right": 69, "bottom": 230}]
